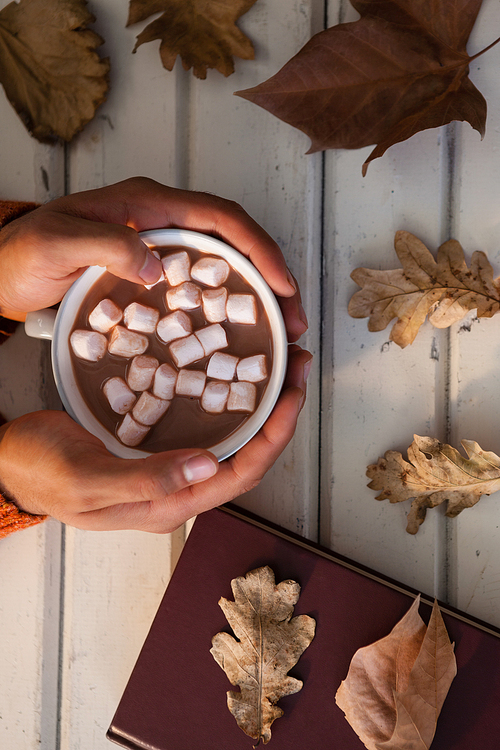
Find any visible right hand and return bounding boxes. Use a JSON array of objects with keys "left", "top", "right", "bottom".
[{"left": 0, "top": 346, "right": 311, "bottom": 532}]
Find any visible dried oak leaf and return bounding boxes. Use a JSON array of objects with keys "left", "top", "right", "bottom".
[
  {"left": 368, "top": 434, "right": 500, "bottom": 534},
  {"left": 348, "top": 230, "right": 500, "bottom": 347},
  {"left": 127, "top": 0, "right": 257, "bottom": 79},
  {"left": 210, "top": 565, "right": 315, "bottom": 744},
  {"left": 0, "top": 0, "right": 110, "bottom": 143},
  {"left": 235, "top": 0, "right": 491, "bottom": 174},
  {"left": 336, "top": 595, "right": 457, "bottom": 750}
]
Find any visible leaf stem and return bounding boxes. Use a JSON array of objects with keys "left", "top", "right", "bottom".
[{"left": 469, "top": 34, "right": 500, "bottom": 63}]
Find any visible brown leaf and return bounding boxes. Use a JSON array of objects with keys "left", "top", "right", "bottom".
[
  {"left": 235, "top": 0, "right": 490, "bottom": 173},
  {"left": 367, "top": 435, "right": 500, "bottom": 533},
  {"left": 348, "top": 230, "right": 500, "bottom": 347},
  {"left": 0, "top": 0, "right": 109, "bottom": 143},
  {"left": 127, "top": 0, "right": 257, "bottom": 79},
  {"left": 336, "top": 596, "right": 457, "bottom": 750},
  {"left": 210, "top": 565, "right": 315, "bottom": 744}
]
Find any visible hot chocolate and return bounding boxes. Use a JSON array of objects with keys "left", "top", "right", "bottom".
[{"left": 69, "top": 246, "right": 273, "bottom": 453}]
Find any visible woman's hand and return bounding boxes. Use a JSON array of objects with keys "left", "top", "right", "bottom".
[
  {"left": 0, "top": 177, "right": 307, "bottom": 341},
  {"left": 0, "top": 347, "right": 311, "bottom": 532}
]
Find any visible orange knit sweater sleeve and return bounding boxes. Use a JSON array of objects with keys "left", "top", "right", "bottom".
[{"left": 0, "top": 199, "right": 46, "bottom": 538}]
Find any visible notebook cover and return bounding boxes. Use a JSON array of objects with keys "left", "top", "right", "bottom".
[{"left": 107, "top": 504, "right": 500, "bottom": 749}]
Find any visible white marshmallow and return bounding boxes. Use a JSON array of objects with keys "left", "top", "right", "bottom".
[
  {"left": 103, "top": 377, "right": 136, "bottom": 415},
  {"left": 201, "top": 381, "right": 230, "bottom": 414},
  {"left": 237, "top": 354, "right": 268, "bottom": 383},
  {"left": 123, "top": 302, "right": 159, "bottom": 333},
  {"left": 144, "top": 250, "right": 162, "bottom": 289},
  {"left": 153, "top": 363, "right": 178, "bottom": 400},
  {"left": 176, "top": 369, "right": 206, "bottom": 398},
  {"left": 227, "top": 381, "right": 257, "bottom": 412},
  {"left": 227, "top": 294, "right": 257, "bottom": 325},
  {"left": 108, "top": 326, "right": 149, "bottom": 358},
  {"left": 88, "top": 299, "right": 122, "bottom": 333},
  {"left": 70, "top": 330, "right": 107, "bottom": 362},
  {"left": 169, "top": 334, "right": 205, "bottom": 368},
  {"left": 191, "top": 256, "right": 230, "bottom": 287},
  {"left": 206, "top": 352, "right": 238, "bottom": 381},
  {"left": 127, "top": 355, "right": 159, "bottom": 392},
  {"left": 117, "top": 413, "right": 150, "bottom": 446},
  {"left": 195, "top": 323, "right": 228, "bottom": 357},
  {"left": 166, "top": 282, "right": 202, "bottom": 311},
  {"left": 132, "top": 391, "right": 170, "bottom": 426},
  {"left": 162, "top": 251, "right": 191, "bottom": 286},
  {"left": 202, "top": 287, "right": 228, "bottom": 323},
  {"left": 156, "top": 310, "right": 192, "bottom": 344}
]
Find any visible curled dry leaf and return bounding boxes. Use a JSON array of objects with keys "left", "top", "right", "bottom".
[
  {"left": 0, "top": 0, "right": 109, "bottom": 143},
  {"left": 127, "top": 0, "right": 257, "bottom": 79},
  {"left": 367, "top": 435, "right": 500, "bottom": 534},
  {"left": 235, "top": 0, "right": 493, "bottom": 174},
  {"left": 336, "top": 596, "right": 457, "bottom": 750},
  {"left": 348, "top": 230, "right": 500, "bottom": 347},
  {"left": 210, "top": 565, "right": 315, "bottom": 744}
]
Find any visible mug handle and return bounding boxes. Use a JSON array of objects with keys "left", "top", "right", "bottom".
[{"left": 24, "top": 309, "right": 57, "bottom": 340}]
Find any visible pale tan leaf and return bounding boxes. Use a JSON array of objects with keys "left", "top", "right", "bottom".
[
  {"left": 376, "top": 601, "right": 457, "bottom": 750},
  {"left": 348, "top": 231, "right": 500, "bottom": 347},
  {"left": 127, "top": 0, "right": 257, "bottom": 79},
  {"left": 336, "top": 596, "right": 426, "bottom": 750},
  {"left": 210, "top": 565, "right": 315, "bottom": 744},
  {"left": 367, "top": 435, "right": 500, "bottom": 534},
  {"left": 336, "top": 597, "right": 456, "bottom": 750},
  {"left": 0, "top": 0, "right": 109, "bottom": 143}
]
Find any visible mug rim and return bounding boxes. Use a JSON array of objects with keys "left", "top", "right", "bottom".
[{"left": 53, "top": 228, "right": 288, "bottom": 461}]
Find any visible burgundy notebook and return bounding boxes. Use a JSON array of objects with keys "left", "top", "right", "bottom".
[{"left": 107, "top": 505, "right": 500, "bottom": 749}]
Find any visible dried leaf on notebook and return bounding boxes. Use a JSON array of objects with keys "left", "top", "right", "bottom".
[
  {"left": 210, "top": 565, "right": 315, "bottom": 744},
  {"left": 348, "top": 230, "right": 500, "bottom": 347},
  {"left": 367, "top": 435, "right": 500, "bottom": 534},
  {"left": 0, "top": 0, "right": 109, "bottom": 142},
  {"left": 235, "top": 0, "right": 494, "bottom": 173},
  {"left": 127, "top": 0, "right": 257, "bottom": 79},
  {"left": 336, "top": 596, "right": 457, "bottom": 750}
]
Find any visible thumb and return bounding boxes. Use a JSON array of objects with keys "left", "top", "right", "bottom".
[
  {"left": 38, "top": 210, "right": 163, "bottom": 286},
  {"left": 73, "top": 448, "right": 220, "bottom": 531}
]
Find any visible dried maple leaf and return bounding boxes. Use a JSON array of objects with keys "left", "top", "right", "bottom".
[
  {"left": 348, "top": 230, "right": 500, "bottom": 347},
  {"left": 235, "top": 0, "right": 500, "bottom": 174},
  {"left": 336, "top": 596, "right": 457, "bottom": 750},
  {"left": 367, "top": 434, "right": 500, "bottom": 534},
  {"left": 127, "top": 0, "right": 257, "bottom": 79},
  {"left": 0, "top": 0, "right": 109, "bottom": 143},
  {"left": 210, "top": 565, "right": 315, "bottom": 744}
]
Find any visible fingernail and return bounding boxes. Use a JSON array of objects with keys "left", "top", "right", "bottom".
[
  {"left": 183, "top": 455, "right": 218, "bottom": 483},
  {"left": 303, "top": 357, "right": 313, "bottom": 382},
  {"left": 298, "top": 303, "right": 308, "bottom": 328},
  {"left": 139, "top": 250, "right": 162, "bottom": 284},
  {"left": 286, "top": 268, "right": 297, "bottom": 293}
]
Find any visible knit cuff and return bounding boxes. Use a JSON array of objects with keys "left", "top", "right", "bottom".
[
  {"left": 0, "top": 498, "right": 46, "bottom": 539},
  {"left": 0, "top": 200, "right": 39, "bottom": 229}
]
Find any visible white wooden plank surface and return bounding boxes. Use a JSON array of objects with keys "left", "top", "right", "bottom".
[
  {"left": 2, "top": 0, "right": 500, "bottom": 747},
  {"left": 186, "top": 0, "right": 323, "bottom": 537},
  {"left": 445, "top": 0, "right": 500, "bottom": 628},
  {"left": 0, "top": 78, "right": 64, "bottom": 748}
]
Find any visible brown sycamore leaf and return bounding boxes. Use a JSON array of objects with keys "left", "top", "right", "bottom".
[
  {"left": 127, "top": 0, "right": 257, "bottom": 79},
  {"left": 367, "top": 434, "right": 500, "bottom": 534},
  {"left": 336, "top": 596, "right": 457, "bottom": 750},
  {"left": 348, "top": 230, "right": 500, "bottom": 347},
  {"left": 235, "top": 0, "right": 497, "bottom": 174},
  {"left": 210, "top": 565, "right": 315, "bottom": 744},
  {"left": 0, "top": 0, "right": 109, "bottom": 143}
]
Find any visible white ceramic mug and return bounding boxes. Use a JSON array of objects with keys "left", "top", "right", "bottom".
[{"left": 25, "top": 229, "right": 288, "bottom": 461}]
